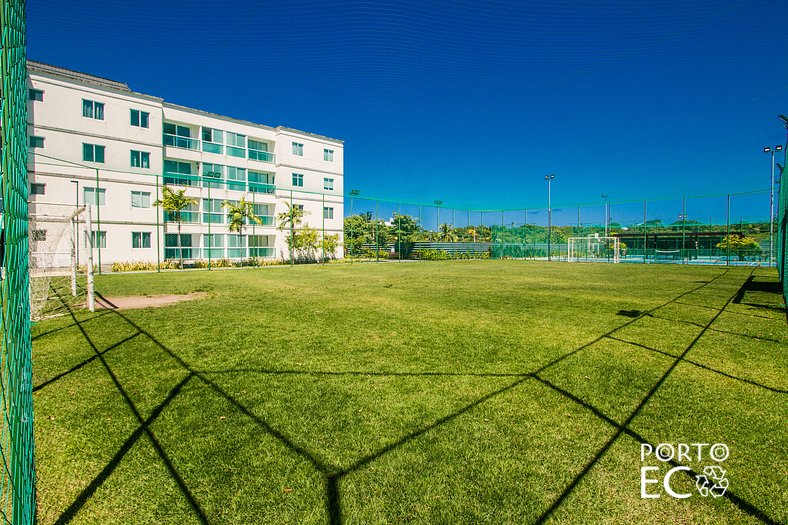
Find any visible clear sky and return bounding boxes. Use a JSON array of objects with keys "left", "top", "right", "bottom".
[{"left": 27, "top": 0, "right": 788, "bottom": 214}]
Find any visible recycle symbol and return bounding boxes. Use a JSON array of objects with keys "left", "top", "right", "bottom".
[{"left": 695, "top": 465, "right": 728, "bottom": 498}]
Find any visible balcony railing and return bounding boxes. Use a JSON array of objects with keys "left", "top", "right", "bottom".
[
  {"left": 163, "top": 133, "right": 199, "bottom": 151},
  {"left": 164, "top": 210, "right": 200, "bottom": 223},
  {"left": 248, "top": 150, "right": 275, "bottom": 163},
  {"left": 164, "top": 246, "right": 275, "bottom": 260}
]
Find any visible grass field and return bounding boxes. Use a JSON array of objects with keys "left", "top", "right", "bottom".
[{"left": 31, "top": 261, "right": 787, "bottom": 524}]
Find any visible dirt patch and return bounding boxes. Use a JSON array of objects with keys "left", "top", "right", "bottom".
[{"left": 96, "top": 292, "right": 210, "bottom": 310}]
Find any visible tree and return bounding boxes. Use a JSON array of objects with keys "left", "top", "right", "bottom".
[
  {"left": 322, "top": 233, "right": 340, "bottom": 261},
  {"left": 391, "top": 213, "right": 421, "bottom": 257},
  {"left": 344, "top": 214, "right": 371, "bottom": 256},
  {"left": 438, "top": 223, "right": 458, "bottom": 242},
  {"left": 716, "top": 234, "right": 761, "bottom": 260},
  {"left": 277, "top": 202, "right": 306, "bottom": 262},
  {"left": 222, "top": 197, "right": 262, "bottom": 260},
  {"left": 154, "top": 186, "right": 197, "bottom": 267}
]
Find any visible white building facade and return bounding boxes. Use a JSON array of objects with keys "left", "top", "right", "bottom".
[{"left": 26, "top": 61, "right": 344, "bottom": 268}]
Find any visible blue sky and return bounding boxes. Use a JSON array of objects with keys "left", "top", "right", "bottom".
[{"left": 28, "top": 0, "right": 788, "bottom": 215}]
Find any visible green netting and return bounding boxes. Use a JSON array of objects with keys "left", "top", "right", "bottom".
[
  {"left": 1, "top": 0, "right": 36, "bottom": 523},
  {"left": 779, "top": 140, "right": 788, "bottom": 304}
]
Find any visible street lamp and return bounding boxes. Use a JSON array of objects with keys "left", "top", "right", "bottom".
[
  {"left": 545, "top": 174, "right": 555, "bottom": 261},
  {"left": 678, "top": 211, "right": 688, "bottom": 263},
  {"left": 764, "top": 145, "right": 783, "bottom": 266},
  {"left": 601, "top": 193, "right": 609, "bottom": 238}
]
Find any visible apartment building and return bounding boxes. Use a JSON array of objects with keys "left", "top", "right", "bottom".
[{"left": 26, "top": 61, "right": 344, "bottom": 267}]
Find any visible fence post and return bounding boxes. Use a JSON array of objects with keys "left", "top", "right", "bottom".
[{"left": 85, "top": 205, "right": 95, "bottom": 312}]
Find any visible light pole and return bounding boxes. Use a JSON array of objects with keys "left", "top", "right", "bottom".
[
  {"left": 601, "top": 193, "right": 609, "bottom": 238},
  {"left": 764, "top": 145, "right": 783, "bottom": 266},
  {"left": 678, "top": 209, "right": 688, "bottom": 264},
  {"left": 545, "top": 174, "right": 555, "bottom": 261},
  {"left": 434, "top": 200, "right": 443, "bottom": 240},
  {"left": 349, "top": 189, "right": 359, "bottom": 258}
]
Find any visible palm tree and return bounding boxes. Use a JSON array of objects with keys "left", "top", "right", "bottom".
[
  {"left": 222, "top": 197, "right": 262, "bottom": 260},
  {"left": 277, "top": 201, "right": 306, "bottom": 262},
  {"left": 154, "top": 186, "right": 198, "bottom": 267},
  {"left": 438, "top": 223, "right": 458, "bottom": 242}
]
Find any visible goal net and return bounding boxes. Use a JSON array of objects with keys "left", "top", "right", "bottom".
[
  {"left": 28, "top": 203, "right": 87, "bottom": 319},
  {"left": 567, "top": 235, "right": 620, "bottom": 263}
]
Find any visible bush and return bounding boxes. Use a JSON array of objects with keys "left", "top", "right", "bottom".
[{"left": 111, "top": 261, "right": 181, "bottom": 272}]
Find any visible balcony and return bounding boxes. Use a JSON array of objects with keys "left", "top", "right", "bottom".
[
  {"left": 248, "top": 150, "right": 275, "bottom": 163},
  {"left": 163, "top": 133, "right": 199, "bottom": 151}
]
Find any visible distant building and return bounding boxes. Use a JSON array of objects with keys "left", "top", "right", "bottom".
[{"left": 27, "top": 61, "right": 344, "bottom": 266}]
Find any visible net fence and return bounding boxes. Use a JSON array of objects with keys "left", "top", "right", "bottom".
[
  {"left": 0, "top": 0, "right": 36, "bottom": 522},
  {"left": 345, "top": 190, "right": 772, "bottom": 265}
]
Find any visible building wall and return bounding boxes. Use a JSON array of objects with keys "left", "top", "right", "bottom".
[{"left": 26, "top": 63, "right": 344, "bottom": 267}]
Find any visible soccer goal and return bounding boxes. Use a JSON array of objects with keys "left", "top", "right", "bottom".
[
  {"left": 654, "top": 249, "right": 681, "bottom": 263},
  {"left": 28, "top": 203, "right": 93, "bottom": 319},
  {"left": 567, "top": 234, "right": 620, "bottom": 263}
]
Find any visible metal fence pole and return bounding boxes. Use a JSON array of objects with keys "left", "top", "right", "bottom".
[{"left": 726, "top": 194, "right": 731, "bottom": 266}]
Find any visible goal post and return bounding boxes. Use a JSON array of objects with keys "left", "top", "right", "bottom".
[
  {"left": 29, "top": 203, "right": 91, "bottom": 319},
  {"left": 567, "top": 234, "right": 620, "bottom": 263}
]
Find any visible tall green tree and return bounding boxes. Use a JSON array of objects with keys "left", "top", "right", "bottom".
[
  {"left": 277, "top": 202, "right": 306, "bottom": 262},
  {"left": 222, "top": 197, "right": 262, "bottom": 259},
  {"left": 438, "top": 223, "right": 458, "bottom": 242},
  {"left": 154, "top": 186, "right": 198, "bottom": 267}
]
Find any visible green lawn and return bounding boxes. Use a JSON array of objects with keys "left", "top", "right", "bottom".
[{"left": 31, "top": 261, "right": 787, "bottom": 524}]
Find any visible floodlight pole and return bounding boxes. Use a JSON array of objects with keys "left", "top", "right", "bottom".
[
  {"left": 764, "top": 145, "right": 783, "bottom": 266},
  {"left": 601, "top": 193, "right": 609, "bottom": 238},
  {"left": 679, "top": 197, "right": 687, "bottom": 264},
  {"left": 545, "top": 174, "right": 555, "bottom": 261}
]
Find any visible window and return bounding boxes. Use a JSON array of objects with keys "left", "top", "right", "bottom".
[
  {"left": 165, "top": 233, "right": 194, "bottom": 259},
  {"left": 28, "top": 136, "right": 44, "bottom": 149},
  {"left": 323, "top": 207, "right": 334, "bottom": 219},
  {"left": 203, "top": 233, "right": 225, "bottom": 258},
  {"left": 227, "top": 234, "right": 247, "bottom": 258},
  {"left": 226, "top": 166, "right": 246, "bottom": 190},
  {"left": 294, "top": 204, "right": 304, "bottom": 211},
  {"left": 248, "top": 139, "right": 272, "bottom": 162},
  {"left": 132, "top": 232, "right": 151, "bottom": 249},
  {"left": 292, "top": 173, "right": 304, "bottom": 187},
  {"left": 30, "top": 183, "right": 46, "bottom": 195},
  {"left": 31, "top": 230, "right": 47, "bottom": 242},
  {"left": 83, "top": 187, "right": 106, "bottom": 206},
  {"left": 202, "top": 199, "right": 225, "bottom": 224},
  {"left": 323, "top": 178, "right": 334, "bottom": 191},
  {"left": 202, "top": 163, "right": 224, "bottom": 189},
  {"left": 324, "top": 149, "right": 334, "bottom": 162},
  {"left": 292, "top": 142, "right": 304, "bottom": 156},
  {"left": 130, "top": 109, "right": 150, "bottom": 128},
  {"left": 82, "top": 143, "right": 105, "bottom": 163},
  {"left": 249, "top": 171, "right": 275, "bottom": 193},
  {"left": 131, "top": 191, "right": 151, "bottom": 208},
  {"left": 130, "top": 150, "right": 150, "bottom": 169},
  {"left": 202, "top": 127, "right": 224, "bottom": 154},
  {"left": 163, "top": 159, "right": 195, "bottom": 186},
  {"left": 87, "top": 231, "right": 107, "bottom": 249},
  {"left": 82, "top": 99, "right": 104, "bottom": 120},
  {"left": 163, "top": 123, "right": 196, "bottom": 150},
  {"left": 226, "top": 132, "right": 246, "bottom": 158},
  {"left": 28, "top": 89, "right": 43, "bottom": 102}
]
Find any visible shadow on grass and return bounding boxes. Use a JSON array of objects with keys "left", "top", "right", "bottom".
[{"left": 41, "top": 268, "right": 782, "bottom": 525}]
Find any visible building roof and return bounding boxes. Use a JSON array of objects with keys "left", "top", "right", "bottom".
[
  {"left": 27, "top": 60, "right": 344, "bottom": 144},
  {"left": 28, "top": 60, "right": 132, "bottom": 93}
]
